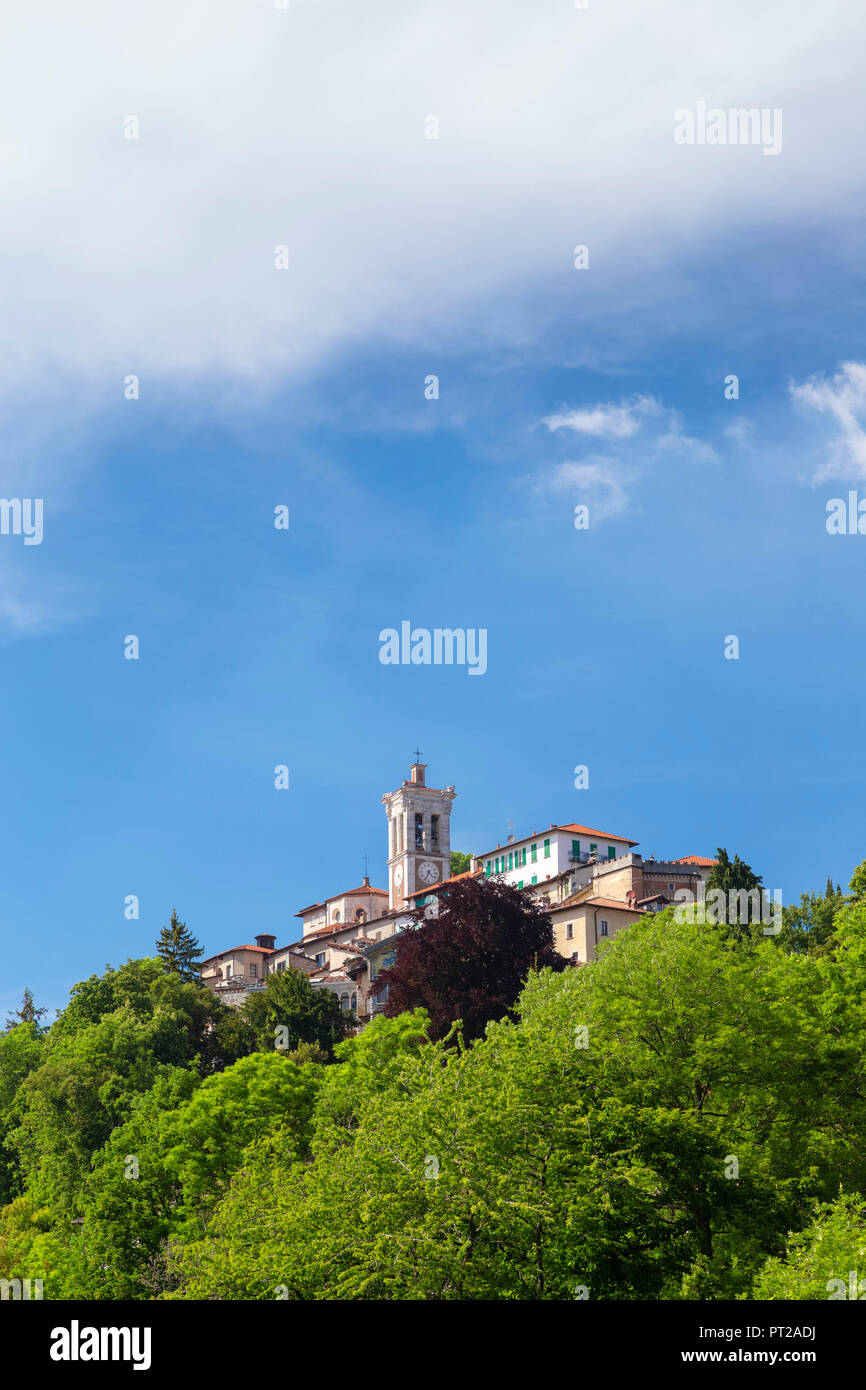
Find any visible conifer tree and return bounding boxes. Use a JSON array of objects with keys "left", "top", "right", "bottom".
[
  {"left": 4, "top": 987, "right": 48, "bottom": 1031},
  {"left": 156, "top": 910, "right": 204, "bottom": 982}
]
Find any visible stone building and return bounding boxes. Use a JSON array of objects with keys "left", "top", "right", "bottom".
[{"left": 198, "top": 757, "right": 719, "bottom": 1019}]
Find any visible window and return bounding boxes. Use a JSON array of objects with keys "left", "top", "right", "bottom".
[
  {"left": 590, "top": 843, "right": 597, "bottom": 856},
  {"left": 521, "top": 847, "right": 527, "bottom": 866},
  {"left": 485, "top": 861, "right": 492, "bottom": 877},
  {"left": 572, "top": 839, "right": 580, "bottom": 861},
  {"left": 566, "top": 922, "right": 573, "bottom": 940},
  {"left": 250, "top": 964, "right": 257, "bottom": 978},
  {"left": 225, "top": 963, "right": 232, "bottom": 977},
  {"left": 340, "top": 993, "right": 350, "bottom": 1011},
  {"left": 668, "top": 883, "right": 674, "bottom": 892},
  {"left": 356, "top": 908, "right": 366, "bottom": 923},
  {"left": 531, "top": 875, "right": 537, "bottom": 885},
  {"left": 277, "top": 961, "right": 286, "bottom": 973},
  {"left": 316, "top": 952, "right": 326, "bottom": 965},
  {"left": 351, "top": 993, "right": 357, "bottom": 1012},
  {"left": 415, "top": 812, "right": 424, "bottom": 847},
  {"left": 508, "top": 851, "right": 513, "bottom": 871},
  {"left": 531, "top": 843, "right": 538, "bottom": 863},
  {"left": 517, "top": 880, "right": 524, "bottom": 889},
  {"left": 543, "top": 838, "right": 551, "bottom": 859},
  {"left": 431, "top": 814, "right": 440, "bottom": 847},
  {"left": 599, "top": 920, "right": 609, "bottom": 937},
  {"left": 332, "top": 909, "right": 341, "bottom": 922},
  {"left": 608, "top": 846, "right": 616, "bottom": 860}
]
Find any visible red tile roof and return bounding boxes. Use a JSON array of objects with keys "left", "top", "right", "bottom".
[
  {"left": 295, "top": 886, "right": 387, "bottom": 917},
  {"left": 202, "top": 944, "right": 275, "bottom": 960},
  {"left": 406, "top": 869, "right": 482, "bottom": 898},
  {"left": 672, "top": 855, "right": 718, "bottom": 867},
  {"left": 556, "top": 824, "right": 639, "bottom": 846}
]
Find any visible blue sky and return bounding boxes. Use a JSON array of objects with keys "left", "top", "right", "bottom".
[{"left": 2, "top": 0, "right": 866, "bottom": 1016}]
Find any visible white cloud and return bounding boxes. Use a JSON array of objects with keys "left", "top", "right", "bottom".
[
  {"left": 539, "top": 459, "right": 632, "bottom": 522},
  {"left": 1, "top": 0, "right": 865, "bottom": 407},
  {"left": 532, "top": 393, "right": 715, "bottom": 521},
  {"left": 790, "top": 361, "right": 866, "bottom": 480},
  {"left": 542, "top": 396, "right": 659, "bottom": 439}
]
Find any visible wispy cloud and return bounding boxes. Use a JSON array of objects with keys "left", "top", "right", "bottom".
[
  {"left": 533, "top": 394, "right": 715, "bottom": 523},
  {"left": 538, "top": 457, "right": 632, "bottom": 522},
  {"left": 790, "top": 361, "right": 866, "bottom": 481},
  {"left": 542, "top": 396, "right": 660, "bottom": 439}
]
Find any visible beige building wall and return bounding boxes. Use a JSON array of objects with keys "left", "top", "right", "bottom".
[
  {"left": 201, "top": 945, "right": 272, "bottom": 985},
  {"left": 550, "top": 901, "right": 648, "bottom": 964}
]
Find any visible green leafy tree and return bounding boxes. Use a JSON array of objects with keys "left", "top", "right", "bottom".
[
  {"left": 0, "top": 1022, "right": 45, "bottom": 1204},
  {"left": 849, "top": 860, "right": 866, "bottom": 899},
  {"left": 449, "top": 850, "right": 473, "bottom": 876},
  {"left": 775, "top": 878, "right": 847, "bottom": 956},
  {"left": 242, "top": 968, "right": 349, "bottom": 1058},
  {"left": 156, "top": 910, "right": 203, "bottom": 981},
  {"left": 752, "top": 1195, "right": 866, "bottom": 1299},
  {"left": 13, "top": 1054, "right": 320, "bottom": 1300}
]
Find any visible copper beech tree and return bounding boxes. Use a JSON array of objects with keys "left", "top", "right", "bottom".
[{"left": 371, "top": 875, "right": 566, "bottom": 1041}]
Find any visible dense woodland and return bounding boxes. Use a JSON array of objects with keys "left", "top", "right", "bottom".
[{"left": 2, "top": 861, "right": 866, "bottom": 1301}]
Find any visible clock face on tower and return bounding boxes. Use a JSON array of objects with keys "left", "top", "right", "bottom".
[
  {"left": 393, "top": 864, "right": 404, "bottom": 886},
  {"left": 418, "top": 860, "right": 440, "bottom": 885}
]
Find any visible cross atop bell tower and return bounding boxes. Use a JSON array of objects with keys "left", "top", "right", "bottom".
[{"left": 382, "top": 760, "right": 456, "bottom": 910}]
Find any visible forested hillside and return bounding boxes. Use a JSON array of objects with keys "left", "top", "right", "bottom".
[{"left": 2, "top": 869, "right": 866, "bottom": 1300}]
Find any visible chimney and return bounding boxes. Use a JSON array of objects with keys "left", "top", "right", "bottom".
[
  {"left": 410, "top": 762, "right": 426, "bottom": 785},
  {"left": 362, "top": 875, "right": 370, "bottom": 887}
]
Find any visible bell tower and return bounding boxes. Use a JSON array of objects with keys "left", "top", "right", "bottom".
[{"left": 382, "top": 757, "right": 456, "bottom": 910}]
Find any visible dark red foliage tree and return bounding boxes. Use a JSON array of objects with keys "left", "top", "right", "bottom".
[{"left": 372, "top": 876, "right": 566, "bottom": 1042}]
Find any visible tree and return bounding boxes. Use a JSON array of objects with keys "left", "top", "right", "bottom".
[
  {"left": 449, "top": 850, "right": 473, "bottom": 876},
  {"left": 242, "top": 968, "right": 349, "bottom": 1058},
  {"left": 775, "top": 878, "right": 847, "bottom": 956},
  {"left": 849, "top": 859, "right": 866, "bottom": 899},
  {"left": 155, "top": 910, "right": 203, "bottom": 982},
  {"left": 705, "top": 847, "right": 764, "bottom": 933},
  {"left": 5, "top": 989, "right": 48, "bottom": 1032},
  {"left": 752, "top": 1195, "right": 866, "bottom": 1299},
  {"left": 372, "top": 876, "right": 565, "bottom": 1042}
]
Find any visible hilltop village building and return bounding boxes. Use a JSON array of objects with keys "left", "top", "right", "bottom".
[{"left": 199, "top": 761, "right": 717, "bottom": 1021}]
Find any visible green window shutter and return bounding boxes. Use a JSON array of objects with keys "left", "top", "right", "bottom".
[
  {"left": 572, "top": 839, "right": 580, "bottom": 860},
  {"left": 517, "top": 880, "right": 524, "bottom": 889},
  {"left": 531, "top": 875, "right": 537, "bottom": 884},
  {"left": 544, "top": 838, "right": 551, "bottom": 859},
  {"left": 522, "top": 848, "right": 527, "bottom": 866},
  {"left": 508, "top": 851, "right": 514, "bottom": 871},
  {"left": 531, "top": 844, "right": 537, "bottom": 863},
  {"left": 608, "top": 846, "right": 615, "bottom": 860},
  {"left": 590, "top": 843, "right": 597, "bottom": 856}
]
